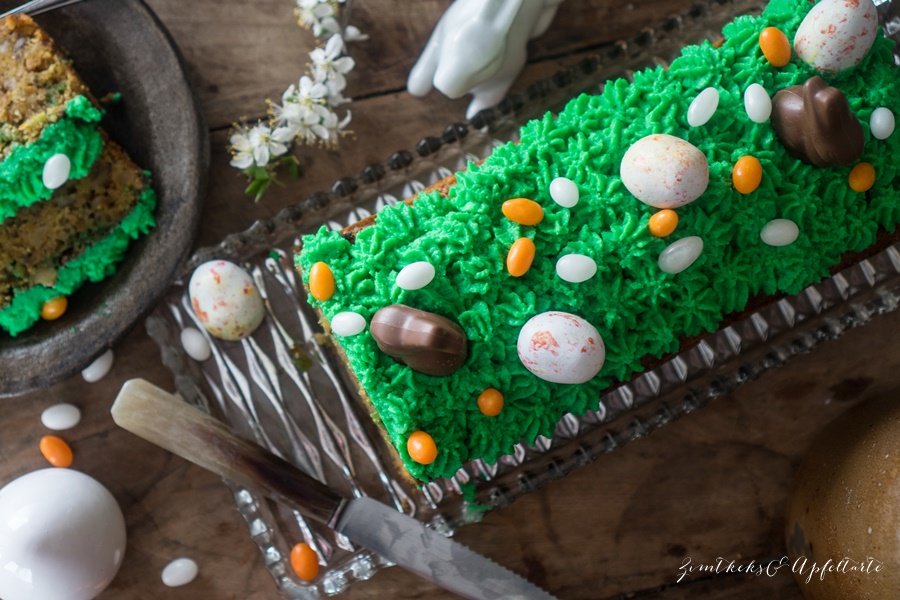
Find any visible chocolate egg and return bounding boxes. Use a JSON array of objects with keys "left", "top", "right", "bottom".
[
  {"left": 794, "top": 0, "right": 878, "bottom": 74},
  {"left": 786, "top": 394, "right": 900, "bottom": 599},
  {"left": 620, "top": 134, "right": 709, "bottom": 209},
  {"left": 189, "top": 260, "right": 265, "bottom": 341},
  {"left": 517, "top": 312, "right": 605, "bottom": 384}
]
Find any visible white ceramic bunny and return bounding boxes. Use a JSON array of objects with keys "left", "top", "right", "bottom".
[{"left": 408, "top": 0, "right": 564, "bottom": 119}]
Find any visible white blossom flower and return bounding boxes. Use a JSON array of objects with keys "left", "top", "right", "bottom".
[
  {"left": 229, "top": 122, "right": 288, "bottom": 169},
  {"left": 311, "top": 35, "right": 355, "bottom": 92},
  {"left": 343, "top": 25, "right": 369, "bottom": 42},
  {"left": 295, "top": 0, "right": 341, "bottom": 37},
  {"left": 320, "top": 109, "right": 352, "bottom": 143}
]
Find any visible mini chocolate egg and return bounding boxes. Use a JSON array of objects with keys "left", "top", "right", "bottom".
[
  {"left": 794, "top": 0, "right": 878, "bottom": 74},
  {"left": 517, "top": 311, "right": 605, "bottom": 384},
  {"left": 620, "top": 134, "right": 709, "bottom": 209},
  {"left": 189, "top": 260, "right": 264, "bottom": 341}
]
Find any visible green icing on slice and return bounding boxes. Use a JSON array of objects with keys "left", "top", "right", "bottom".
[
  {"left": 0, "top": 185, "right": 157, "bottom": 336},
  {"left": 298, "top": 0, "right": 900, "bottom": 481},
  {"left": 0, "top": 95, "right": 103, "bottom": 224}
]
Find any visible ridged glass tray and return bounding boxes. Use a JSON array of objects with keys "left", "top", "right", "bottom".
[{"left": 146, "top": 0, "right": 900, "bottom": 596}]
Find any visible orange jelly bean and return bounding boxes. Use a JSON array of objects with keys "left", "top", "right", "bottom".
[
  {"left": 308, "top": 262, "right": 335, "bottom": 301},
  {"left": 407, "top": 430, "right": 437, "bottom": 465},
  {"left": 501, "top": 198, "right": 544, "bottom": 226},
  {"left": 40, "top": 435, "right": 73, "bottom": 468},
  {"left": 732, "top": 156, "right": 763, "bottom": 194},
  {"left": 40, "top": 296, "right": 68, "bottom": 321},
  {"left": 849, "top": 163, "right": 876, "bottom": 192},
  {"left": 648, "top": 209, "right": 678, "bottom": 238},
  {"left": 290, "top": 542, "right": 320, "bottom": 581},
  {"left": 507, "top": 238, "right": 536, "bottom": 277},
  {"left": 477, "top": 388, "right": 504, "bottom": 416},
  {"left": 759, "top": 27, "right": 791, "bottom": 68}
]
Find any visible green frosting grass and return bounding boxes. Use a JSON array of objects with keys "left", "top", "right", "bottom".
[
  {"left": 0, "top": 184, "right": 156, "bottom": 336},
  {"left": 0, "top": 96, "right": 103, "bottom": 224},
  {"left": 299, "top": 0, "right": 900, "bottom": 481}
]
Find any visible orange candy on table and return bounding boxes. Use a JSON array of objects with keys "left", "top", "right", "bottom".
[
  {"left": 849, "top": 163, "right": 876, "bottom": 192},
  {"left": 506, "top": 237, "right": 536, "bottom": 277},
  {"left": 501, "top": 198, "right": 544, "bottom": 226},
  {"left": 40, "top": 296, "right": 67, "bottom": 321},
  {"left": 759, "top": 27, "right": 791, "bottom": 67},
  {"left": 477, "top": 388, "right": 504, "bottom": 416},
  {"left": 648, "top": 209, "right": 678, "bottom": 238},
  {"left": 406, "top": 430, "right": 438, "bottom": 465},
  {"left": 40, "top": 435, "right": 73, "bottom": 467},
  {"left": 308, "top": 261, "right": 335, "bottom": 301},
  {"left": 732, "top": 156, "right": 763, "bottom": 194},
  {"left": 290, "top": 542, "right": 320, "bottom": 581}
]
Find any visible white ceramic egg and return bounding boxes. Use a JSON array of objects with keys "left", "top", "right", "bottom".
[
  {"left": 0, "top": 469, "right": 127, "bottom": 600},
  {"left": 620, "top": 134, "right": 709, "bottom": 209},
  {"left": 794, "top": 0, "right": 878, "bottom": 74},
  {"left": 517, "top": 311, "right": 605, "bottom": 384},
  {"left": 189, "top": 260, "right": 265, "bottom": 340}
]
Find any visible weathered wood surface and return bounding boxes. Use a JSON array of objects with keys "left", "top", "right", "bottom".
[{"left": 2, "top": 0, "right": 897, "bottom": 598}]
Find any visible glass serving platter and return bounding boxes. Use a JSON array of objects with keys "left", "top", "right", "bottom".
[{"left": 146, "top": 0, "right": 900, "bottom": 596}]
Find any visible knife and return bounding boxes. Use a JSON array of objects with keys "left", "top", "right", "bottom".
[{"left": 112, "top": 378, "right": 558, "bottom": 600}]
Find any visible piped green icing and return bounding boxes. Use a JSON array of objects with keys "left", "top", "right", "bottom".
[
  {"left": 0, "top": 95, "right": 103, "bottom": 224},
  {"left": 298, "top": 0, "right": 900, "bottom": 481},
  {"left": 0, "top": 185, "right": 157, "bottom": 336}
]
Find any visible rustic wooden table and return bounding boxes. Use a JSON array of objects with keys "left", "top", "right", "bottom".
[{"left": 3, "top": 0, "right": 898, "bottom": 598}]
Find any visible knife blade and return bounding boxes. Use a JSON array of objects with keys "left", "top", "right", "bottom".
[{"left": 112, "top": 378, "right": 558, "bottom": 600}]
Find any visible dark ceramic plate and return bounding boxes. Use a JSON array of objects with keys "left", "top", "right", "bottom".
[{"left": 0, "top": 0, "right": 208, "bottom": 396}]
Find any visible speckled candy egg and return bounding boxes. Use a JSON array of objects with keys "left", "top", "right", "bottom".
[
  {"left": 620, "top": 134, "right": 709, "bottom": 209},
  {"left": 517, "top": 312, "right": 605, "bottom": 384},
  {"left": 794, "top": 0, "right": 878, "bottom": 74},
  {"left": 189, "top": 260, "right": 264, "bottom": 340}
]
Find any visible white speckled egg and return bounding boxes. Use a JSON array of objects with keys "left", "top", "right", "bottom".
[
  {"left": 620, "top": 134, "right": 709, "bottom": 209},
  {"left": 0, "top": 469, "right": 126, "bottom": 600},
  {"left": 517, "top": 312, "right": 605, "bottom": 384},
  {"left": 396, "top": 261, "right": 435, "bottom": 290},
  {"left": 189, "top": 260, "right": 264, "bottom": 341},
  {"left": 794, "top": 0, "right": 878, "bottom": 74}
]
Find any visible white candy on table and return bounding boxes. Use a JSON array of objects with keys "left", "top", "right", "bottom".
[
  {"left": 396, "top": 261, "right": 436, "bottom": 290},
  {"left": 188, "top": 260, "right": 265, "bottom": 341},
  {"left": 180, "top": 327, "right": 211, "bottom": 361},
  {"left": 0, "top": 469, "right": 126, "bottom": 600},
  {"left": 517, "top": 311, "right": 605, "bottom": 384},
  {"left": 794, "top": 0, "right": 878, "bottom": 74},
  {"left": 658, "top": 236, "right": 704, "bottom": 274},
  {"left": 555, "top": 254, "right": 597, "bottom": 283},
  {"left": 761, "top": 219, "right": 800, "bottom": 247},
  {"left": 331, "top": 311, "right": 367, "bottom": 337},
  {"left": 549, "top": 176, "right": 579, "bottom": 208},
  {"left": 41, "top": 403, "right": 82, "bottom": 431},
  {"left": 687, "top": 87, "right": 719, "bottom": 127},
  {"left": 82, "top": 349, "right": 114, "bottom": 383},
  {"left": 620, "top": 134, "right": 709, "bottom": 209},
  {"left": 161, "top": 557, "right": 199, "bottom": 587},
  {"left": 744, "top": 83, "right": 772, "bottom": 123},
  {"left": 407, "top": 0, "right": 564, "bottom": 119},
  {"left": 870, "top": 108, "right": 895, "bottom": 140}
]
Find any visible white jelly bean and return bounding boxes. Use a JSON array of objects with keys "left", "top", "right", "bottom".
[
  {"left": 871, "top": 107, "right": 895, "bottom": 140},
  {"left": 42, "top": 154, "right": 71, "bottom": 190},
  {"left": 687, "top": 87, "right": 719, "bottom": 127},
  {"left": 331, "top": 311, "right": 366, "bottom": 336},
  {"left": 549, "top": 177, "right": 579, "bottom": 208},
  {"left": 744, "top": 84, "right": 772, "bottom": 123},
  {"left": 161, "top": 557, "right": 199, "bottom": 587},
  {"left": 180, "top": 328, "right": 211, "bottom": 361},
  {"left": 81, "top": 349, "right": 114, "bottom": 383},
  {"left": 395, "top": 261, "right": 435, "bottom": 290},
  {"left": 760, "top": 219, "right": 800, "bottom": 247},
  {"left": 555, "top": 254, "right": 597, "bottom": 283},
  {"left": 40, "top": 403, "right": 81, "bottom": 431},
  {"left": 659, "top": 236, "right": 704, "bottom": 274}
]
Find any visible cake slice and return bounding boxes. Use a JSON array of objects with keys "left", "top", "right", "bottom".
[
  {"left": 297, "top": 0, "right": 900, "bottom": 483},
  {"left": 0, "top": 14, "right": 156, "bottom": 336}
]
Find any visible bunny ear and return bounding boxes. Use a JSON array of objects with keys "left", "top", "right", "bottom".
[{"left": 476, "top": 0, "right": 527, "bottom": 33}]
